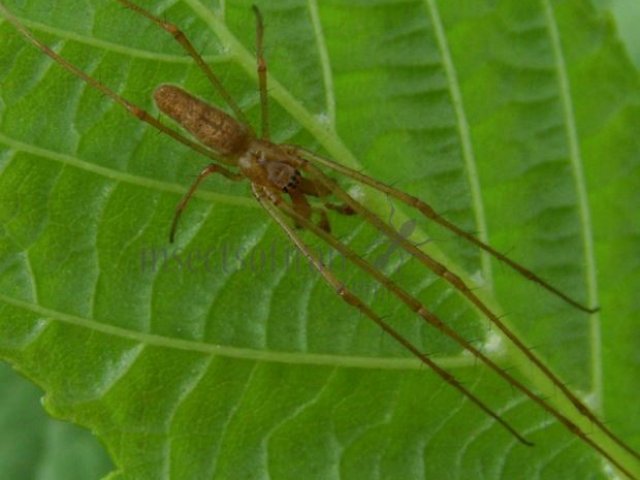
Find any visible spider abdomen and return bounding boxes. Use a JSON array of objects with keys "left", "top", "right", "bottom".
[{"left": 154, "top": 84, "right": 251, "bottom": 157}]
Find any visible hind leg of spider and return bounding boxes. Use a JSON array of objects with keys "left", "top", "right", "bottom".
[
  {"left": 253, "top": 183, "right": 533, "bottom": 447},
  {"left": 298, "top": 158, "right": 640, "bottom": 465},
  {"left": 272, "top": 197, "right": 640, "bottom": 479},
  {"left": 170, "top": 164, "right": 242, "bottom": 243},
  {"left": 115, "top": 0, "right": 250, "bottom": 128}
]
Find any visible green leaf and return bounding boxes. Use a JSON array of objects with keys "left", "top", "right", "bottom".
[{"left": 1, "top": 0, "right": 639, "bottom": 479}]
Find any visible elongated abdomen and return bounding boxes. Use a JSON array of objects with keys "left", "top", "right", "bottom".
[{"left": 153, "top": 84, "right": 251, "bottom": 157}]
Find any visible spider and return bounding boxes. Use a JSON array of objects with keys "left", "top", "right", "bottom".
[{"left": 0, "top": 1, "right": 637, "bottom": 478}]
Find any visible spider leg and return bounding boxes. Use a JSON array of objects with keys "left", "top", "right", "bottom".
[
  {"left": 252, "top": 183, "right": 533, "bottom": 447},
  {"left": 0, "top": 3, "right": 231, "bottom": 166},
  {"left": 116, "top": 0, "right": 251, "bottom": 128},
  {"left": 297, "top": 159, "right": 640, "bottom": 463},
  {"left": 291, "top": 146, "right": 598, "bottom": 314},
  {"left": 275, "top": 200, "right": 639, "bottom": 478}
]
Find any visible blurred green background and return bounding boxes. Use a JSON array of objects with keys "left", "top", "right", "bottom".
[{"left": 606, "top": 0, "right": 640, "bottom": 67}]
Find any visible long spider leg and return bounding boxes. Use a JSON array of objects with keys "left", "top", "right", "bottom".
[
  {"left": 299, "top": 160, "right": 640, "bottom": 463},
  {"left": 115, "top": 0, "right": 252, "bottom": 130},
  {"left": 276, "top": 200, "right": 638, "bottom": 479},
  {"left": 291, "top": 146, "right": 598, "bottom": 314},
  {"left": 252, "top": 183, "right": 534, "bottom": 447},
  {"left": 252, "top": 6, "right": 270, "bottom": 140},
  {"left": 0, "top": 3, "right": 233, "bottom": 167},
  {"left": 170, "top": 164, "right": 242, "bottom": 243}
]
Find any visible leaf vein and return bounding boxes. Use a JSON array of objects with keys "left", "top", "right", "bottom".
[
  {"left": 307, "top": 0, "right": 336, "bottom": 125},
  {"left": 0, "top": 292, "right": 478, "bottom": 370},
  {"left": 0, "top": 133, "right": 257, "bottom": 209},
  {"left": 541, "top": 0, "right": 601, "bottom": 405},
  {"left": 422, "top": 0, "right": 493, "bottom": 288}
]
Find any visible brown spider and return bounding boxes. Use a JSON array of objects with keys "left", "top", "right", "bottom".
[{"left": 1, "top": 1, "right": 637, "bottom": 477}]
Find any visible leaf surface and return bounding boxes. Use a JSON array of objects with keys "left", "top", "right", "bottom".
[{"left": 0, "top": 0, "right": 638, "bottom": 478}]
